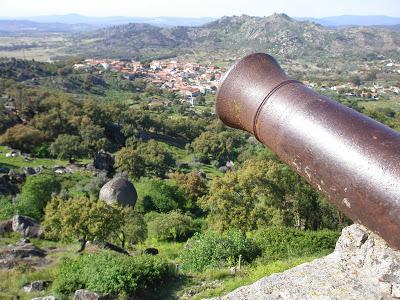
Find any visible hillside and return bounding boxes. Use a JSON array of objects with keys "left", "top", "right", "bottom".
[{"left": 69, "top": 14, "right": 400, "bottom": 61}]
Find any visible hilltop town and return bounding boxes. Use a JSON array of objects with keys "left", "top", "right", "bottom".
[{"left": 74, "top": 58, "right": 223, "bottom": 105}]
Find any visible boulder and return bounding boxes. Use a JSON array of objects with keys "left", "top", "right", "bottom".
[
  {"left": 0, "top": 175, "right": 19, "bottom": 195},
  {"left": 12, "top": 215, "right": 43, "bottom": 238},
  {"left": 8, "top": 170, "right": 26, "bottom": 184},
  {"left": 23, "top": 167, "right": 36, "bottom": 175},
  {"left": 99, "top": 176, "right": 137, "bottom": 207},
  {"left": 0, "top": 220, "right": 12, "bottom": 235},
  {"left": 143, "top": 247, "right": 159, "bottom": 255},
  {"left": 74, "top": 289, "right": 112, "bottom": 300},
  {"left": 93, "top": 151, "right": 115, "bottom": 174},
  {"left": 30, "top": 296, "right": 56, "bottom": 300},
  {"left": 211, "top": 224, "right": 400, "bottom": 300},
  {"left": 23, "top": 280, "right": 50, "bottom": 293}
]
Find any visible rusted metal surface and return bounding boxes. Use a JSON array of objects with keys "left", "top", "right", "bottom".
[{"left": 216, "top": 53, "right": 400, "bottom": 250}]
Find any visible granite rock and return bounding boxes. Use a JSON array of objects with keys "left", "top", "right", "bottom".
[{"left": 211, "top": 224, "right": 400, "bottom": 300}]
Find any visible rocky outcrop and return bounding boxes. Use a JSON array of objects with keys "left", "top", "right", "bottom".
[
  {"left": 0, "top": 239, "right": 46, "bottom": 268},
  {"left": 99, "top": 175, "right": 137, "bottom": 207},
  {"left": 93, "top": 150, "right": 115, "bottom": 174},
  {"left": 212, "top": 224, "right": 400, "bottom": 300},
  {"left": 12, "top": 215, "right": 43, "bottom": 238},
  {"left": 0, "top": 220, "right": 12, "bottom": 235},
  {"left": 31, "top": 296, "right": 56, "bottom": 300},
  {"left": 23, "top": 280, "right": 51, "bottom": 293},
  {"left": 74, "top": 289, "right": 113, "bottom": 300}
]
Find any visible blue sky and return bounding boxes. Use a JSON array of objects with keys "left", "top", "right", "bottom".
[{"left": 1, "top": 0, "right": 399, "bottom": 18}]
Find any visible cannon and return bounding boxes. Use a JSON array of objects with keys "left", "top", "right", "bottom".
[{"left": 216, "top": 53, "right": 400, "bottom": 250}]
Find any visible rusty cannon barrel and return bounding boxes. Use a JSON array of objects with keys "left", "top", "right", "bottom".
[{"left": 216, "top": 53, "right": 400, "bottom": 250}]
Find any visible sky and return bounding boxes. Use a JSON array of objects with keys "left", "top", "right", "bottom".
[{"left": 1, "top": 0, "right": 400, "bottom": 18}]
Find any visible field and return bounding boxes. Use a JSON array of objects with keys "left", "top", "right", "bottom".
[{"left": 0, "top": 146, "right": 89, "bottom": 170}]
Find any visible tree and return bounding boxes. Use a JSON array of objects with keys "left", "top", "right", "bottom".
[
  {"left": 43, "top": 197, "right": 123, "bottom": 252},
  {"left": 0, "top": 124, "right": 46, "bottom": 152},
  {"left": 147, "top": 210, "right": 193, "bottom": 241},
  {"left": 115, "top": 141, "right": 175, "bottom": 179},
  {"left": 118, "top": 207, "right": 147, "bottom": 248},
  {"left": 114, "top": 147, "right": 146, "bottom": 179},
  {"left": 172, "top": 171, "right": 208, "bottom": 212},
  {"left": 49, "top": 134, "right": 82, "bottom": 163},
  {"left": 18, "top": 175, "right": 61, "bottom": 220},
  {"left": 79, "top": 123, "right": 108, "bottom": 156},
  {"left": 201, "top": 156, "right": 346, "bottom": 232},
  {"left": 191, "top": 130, "right": 247, "bottom": 164}
]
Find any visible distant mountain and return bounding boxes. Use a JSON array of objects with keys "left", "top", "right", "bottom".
[
  {"left": 0, "top": 20, "right": 96, "bottom": 34},
  {"left": 69, "top": 14, "right": 400, "bottom": 60},
  {"left": 296, "top": 15, "right": 400, "bottom": 27},
  {"left": 0, "top": 14, "right": 216, "bottom": 27}
]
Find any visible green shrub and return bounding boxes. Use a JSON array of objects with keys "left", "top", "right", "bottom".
[
  {"left": 17, "top": 174, "right": 61, "bottom": 220},
  {"left": 148, "top": 210, "right": 193, "bottom": 242},
  {"left": 135, "top": 178, "right": 186, "bottom": 213},
  {"left": 179, "top": 229, "right": 260, "bottom": 272},
  {"left": 53, "top": 251, "right": 172, "bottom": 296},
  {"left": 0, "top": 196, "right": 15, "bottom": 220},
  {"left": 251, "top": 227, "right": 340, "bottom": 260}
]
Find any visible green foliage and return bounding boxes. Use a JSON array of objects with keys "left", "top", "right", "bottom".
[
  {"left": 0, "top": 196, "right": 15, "bottom": 220},
  {"left": 136, "top": 178, "right": 186, "bottom": 213},
  {"left": 201, "top": 156, "right": 347, "bottom": 232},
  {"left": 148, "top": 210, "right": 193, "bottom": 242},
  {"left": 119, "top": 207, "right": 147, "bottom": 247},
  {"left": 52, "top": 251, "right": 172, "bottom": 296},
  {"left": 251, "top": 227, "right": 340, "bottom": 260},
  {"left": 179, "top": 229, "right": 260, "bottom": 272},
  {"left": 49, "top": 134, "right": 82, "bottom": 162},
  {"left": 190, "top": 130, "right": 247, "bottom": 164},
  {"left": 43, "top": 197, "right": 123, "bottom": 251},
  {"left": 115, "top": 141, "right": 175, "bottom": 179},
  {"left": 17, "top": 174, "right": 61, "bottom": 220},
  {"left": 172, "top": 171, "right": 208, "bottom": 212},
  {"left": 0, "top": 124, "right": 46, "bottom": 152}
]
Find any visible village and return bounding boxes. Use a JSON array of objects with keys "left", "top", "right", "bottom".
[
  {"left": 73, "top": 57, "right": 400, "bottom": 105},
  {"left": 74, "top": 58, "right": 224, "bottom": 105}
]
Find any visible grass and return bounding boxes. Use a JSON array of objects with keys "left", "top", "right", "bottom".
[
  {"left": 0, "top": 145, "right": 90, "bottom": 169},
  {"left": 189, "top": 255, "right": 323, "bottom": 299},
  {"left": 359, "top": 98, "right": 400, "bottom": 112},
  {"left": 0, "top": 237, "right": 80, "bottom": 300}
]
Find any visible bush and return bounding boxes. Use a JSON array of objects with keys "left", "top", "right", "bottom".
[
  {"left": 0, "top": 124, "right": 46, "bottom": 152},
  {"left": 0, "top": 196, "right": 15, "bottom": 220},
  {"left": 52, "top": 251, "right": 172, "bottom": 296},
  {"left": 119, "top": 208, "right": 147, "bottom": 247},
  {"left": 136, "top": 178, "right": 186, "bottom": 213},
  {"left": 17, "top": 174, "right": 61, "bottom": 220},
  {"left": 180, "top": 229, "right": 260, "bottom": 272},
  {"left": 148, "top": 210, "right": 193, "bottom": 242},
  {"left": 251, "top": 227, "right": 340, "bottom": 260}
]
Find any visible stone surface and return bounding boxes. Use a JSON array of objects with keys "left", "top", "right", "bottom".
[
  {"left": 211, "top": 224, "right": 400, "bottom": 300},
  {"left": 0, "top": 239, "right": 46, "bottom": 268},
  {"left": 93, "top": 150, "right": 115, "bottom": 174},
  {"left": 12, "top": 215, "right": 43, "bottom": 238},
  {"left": 0, "top": 220, "right": 12, "bottom": 235},
  {"left": 99, "top": 176, "right": 137, "bottom": 207},
  {"left": 30, "top": 296, "right": 56, "bottom": 300},
  {"left": 23, "top": 280, "right": 50, "bottom": 292},
  {"left": 74, "top": 289, "right": 112, "bottom": 300}
]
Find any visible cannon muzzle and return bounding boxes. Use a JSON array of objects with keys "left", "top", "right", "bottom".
[{"left": 216, "top": 53, "right": 400, "bottom": 250}]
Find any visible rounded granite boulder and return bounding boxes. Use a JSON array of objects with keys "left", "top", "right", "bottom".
[{"left": 99, "top": 176, "right": 137, "bottom": 207}]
